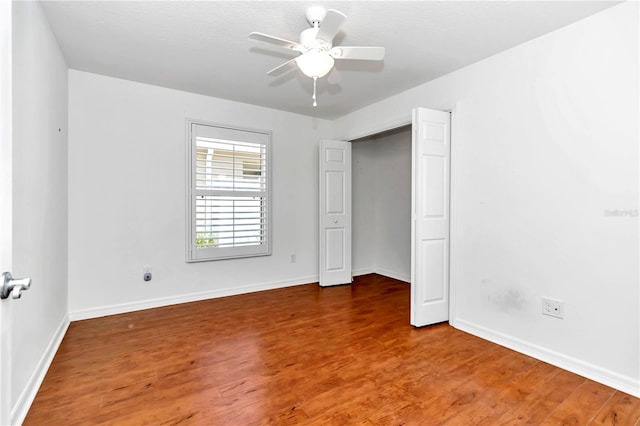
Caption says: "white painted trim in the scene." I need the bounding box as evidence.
[352,267,375,277]
[453,318,640,398]
[448,103,462,325]
[374,267,410,284]
[11,314,70,426]
[342,116,412,142]
[184,118,193,264]
[0,1,13,423]
[69,275,319,321]
[352,267,409,283]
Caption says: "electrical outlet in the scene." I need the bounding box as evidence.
[542,297,564,319]
[290,254,296,263]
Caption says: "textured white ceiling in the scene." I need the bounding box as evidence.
[40,1,618,119]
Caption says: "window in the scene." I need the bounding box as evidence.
[187,121,271,262]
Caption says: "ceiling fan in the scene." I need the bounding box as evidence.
[249,6,385,107]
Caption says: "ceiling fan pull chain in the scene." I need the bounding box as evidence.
[312,76,318,107]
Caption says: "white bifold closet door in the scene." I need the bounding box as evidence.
[411,107,451,327]
[319,140,352,287]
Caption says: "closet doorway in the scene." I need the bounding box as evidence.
[319,108,452,327]
[351,125,412,284]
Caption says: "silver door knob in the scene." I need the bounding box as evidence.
[1,272,31,300]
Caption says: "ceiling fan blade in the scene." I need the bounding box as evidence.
[267,57,298,75]
[249,32,303,52]
[316,9,346,43]
[330,46,385,61]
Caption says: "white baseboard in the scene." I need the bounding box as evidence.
[453,318,640,398]
[374,267,410,284]
[12,314,70,426]
[352,266,410,284]
[352,267,375,277]
[68,275,320,321]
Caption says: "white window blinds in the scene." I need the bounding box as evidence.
[188,122,271,261]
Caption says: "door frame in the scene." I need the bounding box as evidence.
[0,0,13,422]
[341,103,461,326]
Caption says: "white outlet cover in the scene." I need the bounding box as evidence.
[542,297,564,319]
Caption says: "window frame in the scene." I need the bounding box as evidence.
[185,119,272,262]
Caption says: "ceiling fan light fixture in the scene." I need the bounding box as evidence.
[296,50,334,78]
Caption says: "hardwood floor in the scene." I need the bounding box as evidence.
[25,274,640,425]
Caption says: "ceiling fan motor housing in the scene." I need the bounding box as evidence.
[300,27,330,50]
[306,6,327,26]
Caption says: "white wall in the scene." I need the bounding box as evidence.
[352,127,412,282]
[335,2,639,395]
[12,1,69,422]
[68,70,332,317]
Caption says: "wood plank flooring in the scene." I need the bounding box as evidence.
[25,274,640,425]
